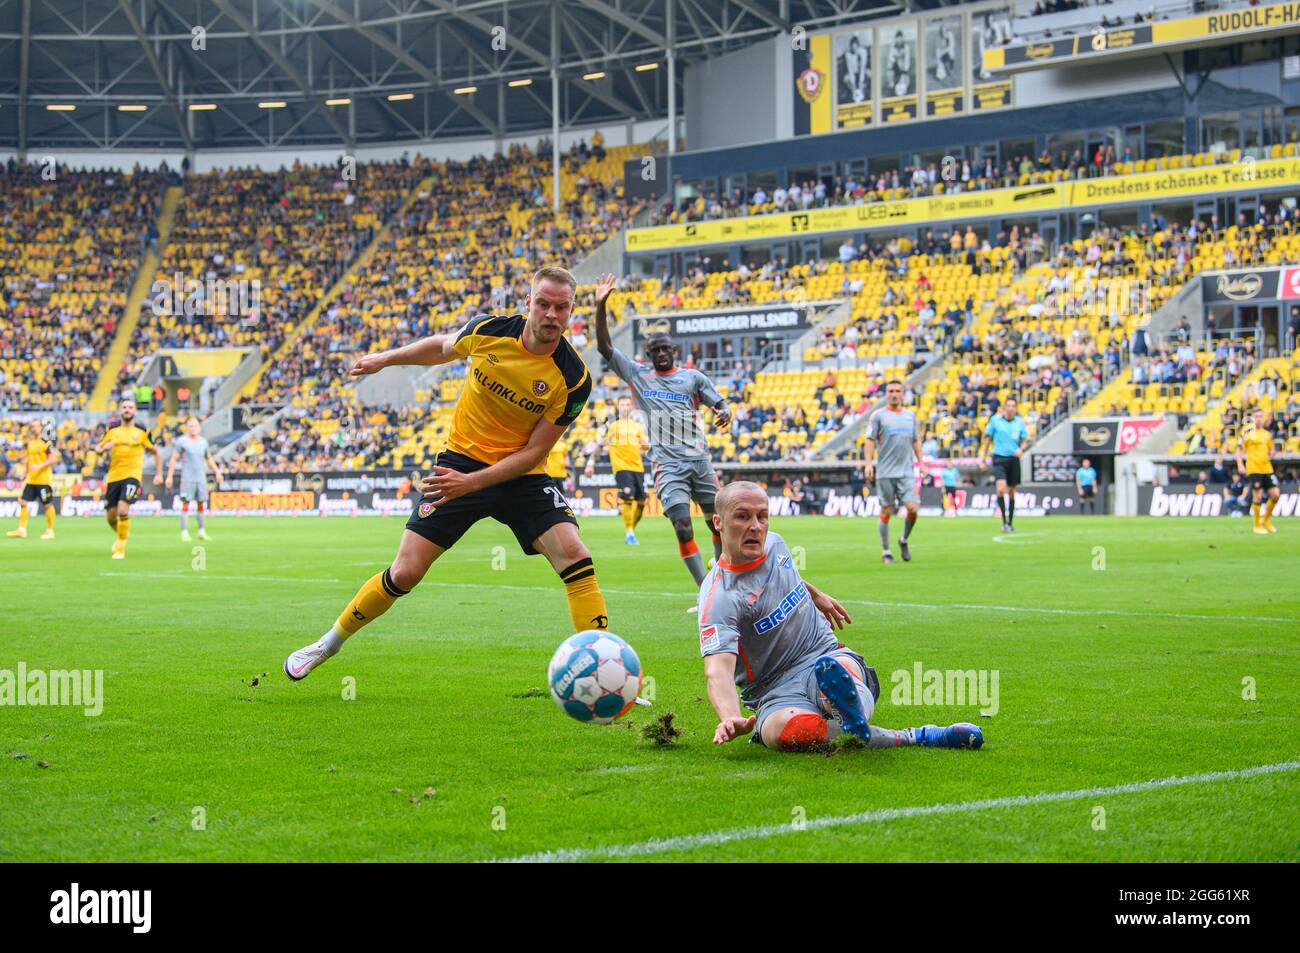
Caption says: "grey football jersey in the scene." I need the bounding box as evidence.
[174,435,210,483]
[866,407,919,479]
[697,531,838,709]
[607,347,722,462]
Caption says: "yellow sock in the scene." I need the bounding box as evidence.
[1265,497,1277,521]
[45,507,55,531]
[1252,503,1261,527]
[18,507,29,531]
[632,500,644,528]
[116,517,131,543]
[559,557,608,631]
[620,499,636,532]
[335,569,408,637]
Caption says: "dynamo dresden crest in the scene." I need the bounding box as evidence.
[532,380,549,396]
[797,67,825,104]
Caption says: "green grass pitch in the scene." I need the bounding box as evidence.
[1,512,1297,862]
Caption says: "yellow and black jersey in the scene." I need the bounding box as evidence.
[24,438,53,486]
[606,417,647,474]
[1238,423,1274,475]
[449,313,592,472]
[104,423,156,483]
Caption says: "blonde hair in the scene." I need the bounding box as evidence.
[532,266,577,292]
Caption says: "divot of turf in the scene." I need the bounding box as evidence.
[642,712,682,746]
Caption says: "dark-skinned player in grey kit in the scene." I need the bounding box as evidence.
[593,274,732,592]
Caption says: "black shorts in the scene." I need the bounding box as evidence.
[991,455,1021,486]
[614,469,647,501]
[405,451,578,556]
[21,484,53,506]
[1247,472,1278,492]
[1079,484,1096,499]
[105,478,142,508]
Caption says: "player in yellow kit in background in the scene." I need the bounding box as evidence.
[545,440,570,495]
[1236,407,1280,535]
[585,395,650,544]
[7,420,60,540]
[95,398,164,559]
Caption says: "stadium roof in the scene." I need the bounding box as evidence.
[0,0,968,153]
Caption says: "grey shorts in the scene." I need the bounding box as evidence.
[653,456,719,513]
[876,475,918,508]
[750,646,880,746]
[179,477,209,503]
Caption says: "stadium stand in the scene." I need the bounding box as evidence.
[1,162,168,412]
[243,143,638,409]
[655,142,1300,226]
[113,158,424,394]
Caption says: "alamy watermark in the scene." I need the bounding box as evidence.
[889,662,999,716]
[150,273,262,322]
[0,663,103,716]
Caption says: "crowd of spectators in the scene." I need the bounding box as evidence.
[1,161,168,410]
[253,142,638,406]
[117,157,424,391]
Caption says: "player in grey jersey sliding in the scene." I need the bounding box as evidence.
[593,273,732,587]
[166,416,224,542]
[863,379,922,564]
[699,481,983,751]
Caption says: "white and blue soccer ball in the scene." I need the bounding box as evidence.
[548,630,643,725]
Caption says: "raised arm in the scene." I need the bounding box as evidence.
[593,273,616,361]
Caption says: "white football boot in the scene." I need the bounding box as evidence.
[284,639,337,681]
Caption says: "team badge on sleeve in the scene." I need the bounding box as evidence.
[699,624,720,652]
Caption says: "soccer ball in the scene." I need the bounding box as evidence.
[548,630,643,724]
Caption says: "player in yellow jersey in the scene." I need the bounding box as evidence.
[285,266,608,682]
[545,440,570,492]
[585,395,650,544]
[7,420,59,540]
[1236,407,1279,535]
[95,398,164,559]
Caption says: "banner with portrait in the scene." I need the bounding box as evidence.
[834,26,874,128]
[970,5,1013,111]
[880,21,919,122]
[924,15,965,117]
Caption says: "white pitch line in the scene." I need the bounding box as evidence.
[78,575,1299,625]
[414,581,1300,625]
[991,534,1034,545]
[840,596,1300,625]
[99,571,340,584]
[495,759,1300,863]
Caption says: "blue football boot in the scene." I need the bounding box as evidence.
[916,722,984,749]
[814,656,871,741]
